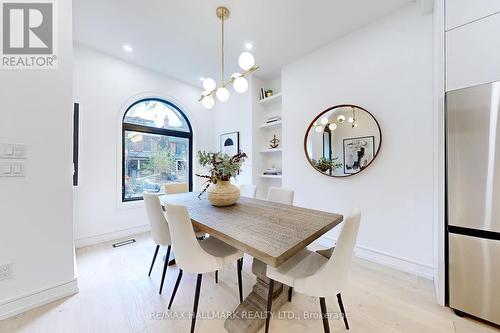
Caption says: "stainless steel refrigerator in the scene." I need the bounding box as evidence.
[447,81,500,325]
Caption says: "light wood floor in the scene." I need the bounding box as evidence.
[1,233,498,333]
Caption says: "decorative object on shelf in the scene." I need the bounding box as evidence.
[265,89,274,98]
[343,136,375,174]
[263,166,282,176]
[304,104,382,177]
[220,131,239,156]
[196,151,247,206]
[199,6,260,109]
[269,135,280,149]
[265,116,281,124]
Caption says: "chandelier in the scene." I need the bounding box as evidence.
[199,6,259,109]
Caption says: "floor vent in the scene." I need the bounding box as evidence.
[112,239,136,248]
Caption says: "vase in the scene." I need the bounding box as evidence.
[207,181,240,206]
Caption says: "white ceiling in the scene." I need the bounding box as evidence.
[74,0,412,87]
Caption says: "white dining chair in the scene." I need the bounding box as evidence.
[239,184,257,198]
[164,202,245,333]
[266,187,294,205]
[264,209,361,333]
[144,193,173,295]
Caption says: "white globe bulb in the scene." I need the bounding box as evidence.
[348,117,354,123]
[233,77,248,93]
[320,117,329,125]
[314,126,323,133]
[238,52,255,71]
[216,87,230,102]
[328,123,337,131]
[202,78,216,91]
[337,115,346,123]
[201,95,215,109]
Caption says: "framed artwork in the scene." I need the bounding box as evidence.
[220,131,240,156]
[343,136,375,175]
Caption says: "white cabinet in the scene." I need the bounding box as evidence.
[446,0,500,30]
[446,12,500,91]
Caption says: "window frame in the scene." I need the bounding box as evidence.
[122,98,193,202]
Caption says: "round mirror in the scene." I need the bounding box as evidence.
[304,104,382,177]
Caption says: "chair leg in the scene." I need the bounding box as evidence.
[190,274,203,333]
[237,258,243,303]
[215,270,218,284]
[148,245,160,276]
[159,245,171,294]
[336,293,349,330]
[288,287,293,302]
[319,297,330,333]
[265,278,274,333]
[168,269,183,310]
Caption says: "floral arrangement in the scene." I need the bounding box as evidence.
[311,157,342,172]
[196,151,247,198]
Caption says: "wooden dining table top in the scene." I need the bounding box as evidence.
[160,192,343,267]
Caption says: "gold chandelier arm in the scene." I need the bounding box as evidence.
[198,65,260,101]
[221,13,225,85]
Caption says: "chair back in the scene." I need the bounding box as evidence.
[240,184,257,198]
[295,209,361,296]
[164,183,189,194]
[164,202,221,273]
[144,193,171,246]
[266,187,294,205]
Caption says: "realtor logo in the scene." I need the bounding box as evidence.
[1,0,57,69]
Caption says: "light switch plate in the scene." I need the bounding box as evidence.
[0,143,26,159]
[0,162,25,177]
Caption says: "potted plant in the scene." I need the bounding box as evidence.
[196,151,247,206]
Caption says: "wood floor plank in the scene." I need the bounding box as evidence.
[0,233,497,333]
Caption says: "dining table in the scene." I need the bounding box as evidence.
[160,192,343,333]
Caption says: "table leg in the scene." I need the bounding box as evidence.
[224,258,288,333]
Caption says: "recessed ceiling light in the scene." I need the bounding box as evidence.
[123,44,133,52]
[245,42,253,50]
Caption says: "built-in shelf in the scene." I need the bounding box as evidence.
[259,174,282,179]
[260,148,282,153]
[259,120,282,129]
[258,92,282,106]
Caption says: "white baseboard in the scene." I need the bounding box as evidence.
[0,278,78,320]
[314,236,435,280]
[75,224,150,248]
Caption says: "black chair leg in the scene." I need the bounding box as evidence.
[168,269,183,309]
[265,279,274,333]
[337,293,349,330]
[159,245,171,294]
[288,287,293,302]
[148,245,160,276]
[215,270,218,283]
[237,258,243,303]
[319,297,331,333]
[190,274,203,333]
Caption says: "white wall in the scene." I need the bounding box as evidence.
[213,78,253,186]
[282,4,435,277]
[73,45,215,246]
[0,0,76,319]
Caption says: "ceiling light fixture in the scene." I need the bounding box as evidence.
[199,6,259,108]
[123,44,133,52]
[245,42,253,50]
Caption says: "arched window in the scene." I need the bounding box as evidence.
[122,98,192,202]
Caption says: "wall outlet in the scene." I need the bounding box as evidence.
[0,263,13,281]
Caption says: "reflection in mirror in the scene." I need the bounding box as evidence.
[304,105,381,177]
